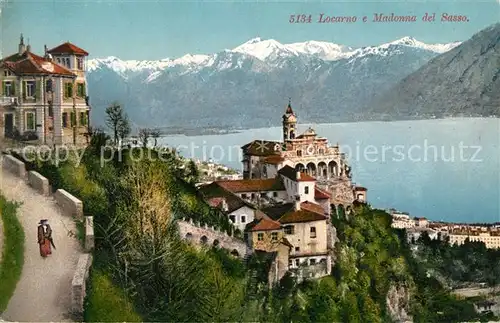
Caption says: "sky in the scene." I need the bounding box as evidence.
[1,0,499,60]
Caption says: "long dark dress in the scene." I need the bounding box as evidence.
[37,224,52,257]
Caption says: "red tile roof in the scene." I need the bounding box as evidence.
[300,201,327,215]
[278,165,315,182]
[249,218,281,231]
[47,42,89,56]
[314,187,330,200]
[279,208,327,224]
[207,197,224,208]
[0,51,75,76]
[216,178,284,193]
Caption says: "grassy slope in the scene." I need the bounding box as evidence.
[0,196,25,313]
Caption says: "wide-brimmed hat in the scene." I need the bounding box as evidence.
[38,219,48,225]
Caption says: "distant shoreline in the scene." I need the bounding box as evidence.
[158,115,498,137]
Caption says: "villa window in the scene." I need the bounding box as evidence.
[25,80,35,98]
[297,150,302,157]
[273,192,278,198]
[3,69,12,77]
[241,216,246,223]
[271,232,278,241]
[257,233,264,241]
[62,112,68,128]
[48,105,53,118]
[241,194,247,199]
[77,57,84,70]
[70,112,76,127]
[319,149,324,154]
[310,259,316,265]
[288,259,292,268]
[285,225,295,235]
[251,193,255,199]
[260,192,266,198]
[64,82,73,98]
[25,112,35,131]
[79,112,87,126]
[77,83,86,98]
[45,79,53,92]
[295,247,300,252]
[304,186,309,194]
[60,57,71,68]
[3,81,12,96]
[310,227,317,238]
[295,259,300,266]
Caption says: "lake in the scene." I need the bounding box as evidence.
[159,118,500,224]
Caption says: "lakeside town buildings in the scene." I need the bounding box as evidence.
[0,35,91,146]
[198,102,367,281]
[389,209,500,249]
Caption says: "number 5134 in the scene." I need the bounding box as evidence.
[289,14,312,23]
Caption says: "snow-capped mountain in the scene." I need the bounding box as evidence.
[86,36,463,130]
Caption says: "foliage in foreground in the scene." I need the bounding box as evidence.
[84,268,142,322]
[0,196,24,313]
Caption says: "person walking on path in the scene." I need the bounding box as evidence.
[37,219,53,257]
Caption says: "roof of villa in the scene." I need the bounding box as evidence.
[355,186,368,191]
[47,42,89,56]
[1,51,75,76]
[296,127,316,138]
[262,201,327,221]
[278,165,315,182]
[300,201,327,215]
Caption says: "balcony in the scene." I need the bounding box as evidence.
[0,96,19,106]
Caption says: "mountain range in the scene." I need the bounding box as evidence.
[85,26,497,132]
[370,23,500,119]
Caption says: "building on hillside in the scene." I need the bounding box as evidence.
[414,217,429,228]
[241,100,367,212]
[448,231,500,249]
[199,165,335,282]
[390,211,416,229]
[0,34,90,146]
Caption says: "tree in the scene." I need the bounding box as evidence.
[151,129,161,147]
[138,128,152,148]
[105,102,130,146]
[185,160,200,184]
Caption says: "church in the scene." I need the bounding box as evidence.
[197,101,368,282]
[241,100,367,210]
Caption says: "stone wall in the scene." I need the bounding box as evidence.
[54,189,83,218]
[28,171,50,196]
[177,218,249,258]
[71,253,93,314]
[2,154,26,178]
[84,216,94,252]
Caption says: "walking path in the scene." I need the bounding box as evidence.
[0,161,81,322]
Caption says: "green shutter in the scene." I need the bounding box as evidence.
[69,83,73,98]
[70,112,76,127]
[83,83,86,97]
[35,80,41,99]
[11,81,16,96]
[0,81,3,96]
[22,81,26,99]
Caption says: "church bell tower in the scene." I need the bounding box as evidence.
[282,99,297,142]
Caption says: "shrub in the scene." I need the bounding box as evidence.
[84,269,141,322]
[0,196,24,312]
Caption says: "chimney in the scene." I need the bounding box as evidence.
[26,44,31,52]
[296,171,301,180]
[294,195,301,211]
[18,33,26,55]
[221,198,228,212]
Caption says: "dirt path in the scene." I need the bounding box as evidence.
[0,163,81,322]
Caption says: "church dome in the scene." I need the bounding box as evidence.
[302,127,316,136]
